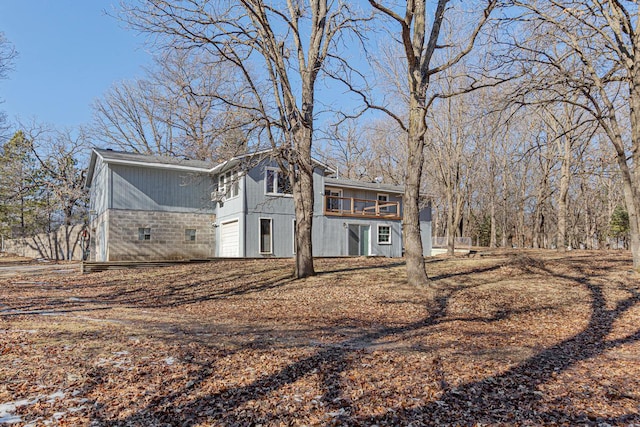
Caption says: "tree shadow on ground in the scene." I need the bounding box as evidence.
[84,256,640,426]
[8,253,639,426]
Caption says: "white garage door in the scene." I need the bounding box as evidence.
[220,220,240,257]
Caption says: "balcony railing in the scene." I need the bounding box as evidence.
[324,195,401,220]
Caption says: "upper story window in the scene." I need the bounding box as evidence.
[377,193,389,212]
[325,188,342,211]
[219,171,239,199]
[265,168,292,195]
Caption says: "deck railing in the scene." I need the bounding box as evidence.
[324,195,401,220]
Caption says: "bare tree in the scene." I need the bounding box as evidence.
[366,0,496,286]
[323,116,406,184]
[90,50,254,161]
[504,0,640,272]
[121,0,363,278]
[91,78,174,155]
[426,87,474,255]
[149,50,256,161]
[0,32,17,138]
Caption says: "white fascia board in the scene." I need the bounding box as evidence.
[102,157,211,173]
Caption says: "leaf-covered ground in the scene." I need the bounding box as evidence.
[1,250,639,426]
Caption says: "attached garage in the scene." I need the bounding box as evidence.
[220,220,240,257]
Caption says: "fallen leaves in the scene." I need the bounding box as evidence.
[0,250,639,425]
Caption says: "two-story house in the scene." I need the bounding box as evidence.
[85,148,432,261]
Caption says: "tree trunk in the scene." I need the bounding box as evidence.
[292,91,316,279]
[489,179,497,248]
[627,67,640,272]
[404,100,428,286]
[557,134,570,252]
[446,187,455,256]
[293,166,315,278]
[501,154,509,248]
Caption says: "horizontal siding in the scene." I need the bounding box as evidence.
[111,164,215,213]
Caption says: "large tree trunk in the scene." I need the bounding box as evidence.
[627,67,640,272]
[615,149,640,271]
[293,165,315,278]
[404,100,428,286]
[292,87,316,279]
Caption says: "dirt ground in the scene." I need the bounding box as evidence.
[1,250,639,426]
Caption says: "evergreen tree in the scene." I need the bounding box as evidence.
[0,131,42,237]
[610,205,630,249]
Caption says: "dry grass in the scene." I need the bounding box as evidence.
[1,250,639,426]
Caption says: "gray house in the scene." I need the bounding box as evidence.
[85,148,432,261]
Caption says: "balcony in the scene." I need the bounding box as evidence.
[324,196,401,220]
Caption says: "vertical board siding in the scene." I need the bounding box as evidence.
[111,165,215,213]
[89,157,109,215]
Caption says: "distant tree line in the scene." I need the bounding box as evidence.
[0,127,87,259]
[0,2,638,278]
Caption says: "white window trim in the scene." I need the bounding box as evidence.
[219,171,240,200]
[259,217,273,254]
[264,167,293,197]
[377,224,392,245]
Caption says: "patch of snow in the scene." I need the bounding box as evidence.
[67,297,85,302]
[165,356,175,365]
[0,414,22,424]
[46,391,65,403]
[113,351,129,356]
[0,398,35,425]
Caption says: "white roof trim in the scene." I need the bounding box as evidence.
[97,154,211,173]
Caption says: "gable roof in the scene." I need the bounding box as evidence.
[85,147,336,188]
[85,148,213,188]
[210,148,335,176]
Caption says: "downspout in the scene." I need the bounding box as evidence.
[242,172,247,257]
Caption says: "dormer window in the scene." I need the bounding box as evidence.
[265,168,292,195]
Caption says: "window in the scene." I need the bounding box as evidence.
[219,171,239,199]
[378,225,391,244]
[377,193,389,212]
[185,228,196,242]
[325,188,342,211]
[259,218,272,254]
[138,227,151,241]
[265,168,292,195]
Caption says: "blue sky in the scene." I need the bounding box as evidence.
[0,1,152,130]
